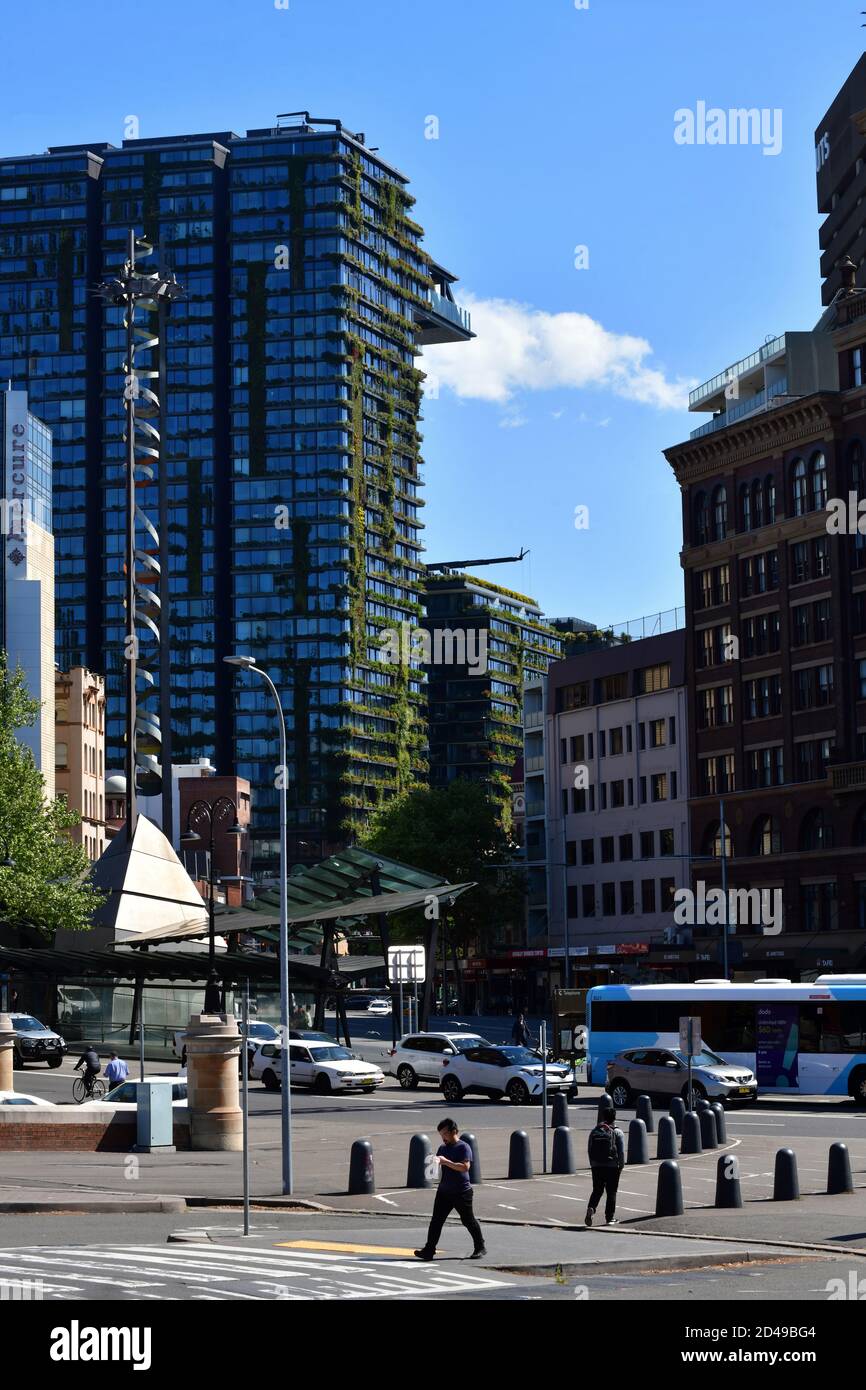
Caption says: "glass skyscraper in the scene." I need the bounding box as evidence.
[0,117,471,873]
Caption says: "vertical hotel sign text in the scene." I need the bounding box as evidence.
[4,393,28,583]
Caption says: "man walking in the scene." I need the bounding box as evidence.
[104,1051,129,1087]
[585,1101,625,1226]
[414,1118,487,1261]
[511,1012,531,1047]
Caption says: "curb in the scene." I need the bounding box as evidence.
[184,1195,332,1213]
[0,1198,187,1214]
[495,1249,827,1278]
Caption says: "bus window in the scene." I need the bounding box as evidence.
[818,1003,866,1052]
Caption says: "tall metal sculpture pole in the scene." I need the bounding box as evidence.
[97,233,184,844]
[124,230,138,843]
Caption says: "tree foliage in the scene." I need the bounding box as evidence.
[360,779,525,952]
[0,653,103,937]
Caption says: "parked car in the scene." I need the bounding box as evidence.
[0,1091,56,1107]
[9,1015,66,1069]
[605,1047,757,1107]
[366,999,391,1016]
[251,1041,384,1095]
[388,1032,492,1089]
[440,1045,576,1105]
[81,1077,188,1109]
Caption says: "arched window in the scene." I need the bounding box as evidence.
[799,807,833,852]
[811,452,828,511]
[792,458,807,516]
[740,483,751,532]
[853,804,866,847]
[694,491,710,544]
[752,478,764,529]
[702,820,733,859]
[766,474,776,523]
[712,485,727,540]
[750,814,781,856]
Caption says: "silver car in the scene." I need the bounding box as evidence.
[606,1046,757,1107]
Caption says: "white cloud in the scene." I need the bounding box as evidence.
[422,295,692,410]
[499,412,527,429]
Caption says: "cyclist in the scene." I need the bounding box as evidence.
[74,1044,101,1097]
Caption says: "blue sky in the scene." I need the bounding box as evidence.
[1,0,861,625]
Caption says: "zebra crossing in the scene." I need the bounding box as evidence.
[0,1239,515,1301]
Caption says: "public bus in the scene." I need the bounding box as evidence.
[586,976,866,1103]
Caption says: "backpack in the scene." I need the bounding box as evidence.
[588,1122,618,1166]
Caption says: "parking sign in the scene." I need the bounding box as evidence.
[679,1015,701,1057]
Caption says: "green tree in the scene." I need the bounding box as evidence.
[360,779,525,956]
[0,653,103,937]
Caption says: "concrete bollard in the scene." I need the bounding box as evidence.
[552,1125,576,1175]
[681,1111,703,1155]
[551,1092,569,1129]
[695,1097,710,1112]
[657,1115,678,1160]
[699,1106,718,1149]
[348,1139,375,1195]
[407,1133,432,1189]
[508,1129,534,1179]
[669,1096,685,1135]
[597,1092,615,1118]
[656,1159,684,1217]
[827,1142,853,1195]
[773,1148,800,1201]
[711,1102,727,1145]
[715,1153,743,1208]
[636,1094,654,1133]
[0,1014,15,1093]
[460,1132,482,1185]
[627,1117,649,1165]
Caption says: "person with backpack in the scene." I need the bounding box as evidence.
[585,1102,625,1226]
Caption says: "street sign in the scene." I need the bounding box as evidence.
[388,945,426,984]
[679,1015,701,1057]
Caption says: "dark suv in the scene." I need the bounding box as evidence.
[10,1014,67,1068]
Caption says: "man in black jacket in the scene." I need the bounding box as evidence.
[585,1101,625,1226]
[74,1045,101,1097]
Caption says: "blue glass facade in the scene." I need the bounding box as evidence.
[0,123,471,873]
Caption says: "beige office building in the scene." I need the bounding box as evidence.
[55,667,107,862]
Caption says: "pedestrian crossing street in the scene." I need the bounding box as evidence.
[0,1240,514,1301]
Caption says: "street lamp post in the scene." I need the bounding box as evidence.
[224,655,293,1195]
[180,796,245,1014]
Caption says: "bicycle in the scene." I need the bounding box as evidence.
[72,1073,106,1103]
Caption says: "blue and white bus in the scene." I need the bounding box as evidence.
[587,976,866,1103]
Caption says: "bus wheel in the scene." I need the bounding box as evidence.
[849,1068,866,1107]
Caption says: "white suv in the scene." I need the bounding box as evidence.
[440,1045,576,1105]
[252,1041,384,1095]
[389,1032,491,1089]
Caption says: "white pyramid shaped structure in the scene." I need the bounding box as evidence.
[76,814,208,946]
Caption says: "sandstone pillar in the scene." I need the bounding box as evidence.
[185,1013,242,1151]
[0,1014,15,1092]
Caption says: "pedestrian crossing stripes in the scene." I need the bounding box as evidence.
[0,1241,513,1302]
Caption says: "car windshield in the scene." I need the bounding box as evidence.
[12,1017,44,1033]
[499,1047,542,1065]
[311,1047,354,1062]
[452,1036,486,1053]
[673,1047,726,1067]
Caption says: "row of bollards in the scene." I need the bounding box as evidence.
[654,1142,854,1215]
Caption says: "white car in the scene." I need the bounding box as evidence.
[366,999,391,1016]
[252,1041,385,1095]
[81,1077,188,1109]
[0,1091,56,1107]
[388,1032,491,1089]
[440,1045,576,1105]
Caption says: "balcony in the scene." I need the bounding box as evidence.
[414,289,473,345]
[830,761,866,793]
[524,755,545,773]
[689,376,789,440]
[689,335,786,410]
[524,710,544,730]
